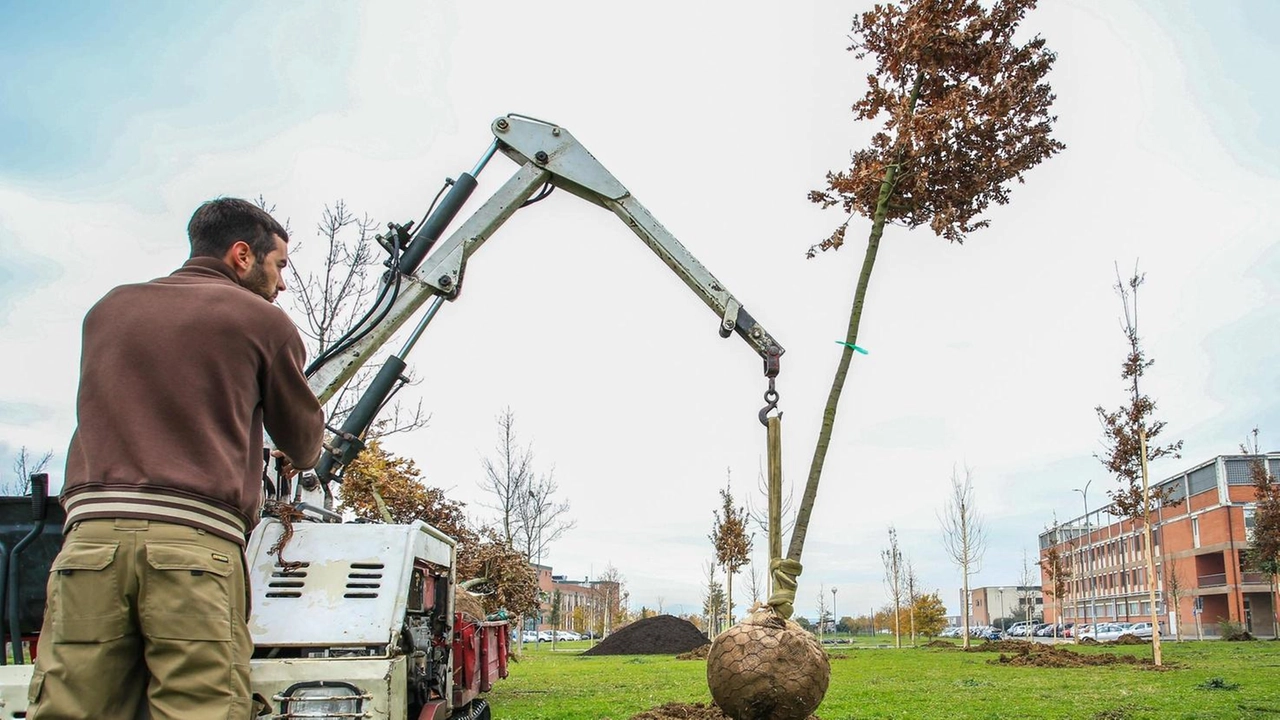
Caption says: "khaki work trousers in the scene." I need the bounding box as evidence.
[27,518,253,720]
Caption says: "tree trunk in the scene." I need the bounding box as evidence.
[1139,427,1163,666]
[727,569,734,629]
[961,567,971,650]
[787,71,926,565]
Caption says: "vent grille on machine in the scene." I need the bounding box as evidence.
[345,561,384,599]
[265,562,310,598]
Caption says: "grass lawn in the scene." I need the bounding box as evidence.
[490,640,1280,719]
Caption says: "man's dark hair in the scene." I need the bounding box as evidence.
[187,198,289,260]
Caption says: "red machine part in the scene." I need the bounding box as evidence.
[451,617,509,707]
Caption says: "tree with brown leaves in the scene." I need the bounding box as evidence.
[1094,264,1182,664]
[791,0,1063,583]
[339,440,537,617]
[1242,429,1280,637]
[710,477,752,629]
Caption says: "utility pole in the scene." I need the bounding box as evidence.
[831,587,838,636]
[1073,480,1098,626]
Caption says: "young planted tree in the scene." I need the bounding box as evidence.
[710,476,753,627]
[882,526,906,649]
[1242,429,1280,637]
[1040,538,1071,634]
[702,559,727,636]
[1162,556,1187,642]
[785,0,1064,603]
[1018,548,1040,626]
[815,584,831,640]
[940,465,986,648]
[905,557,919,646]
[1095,265,1182,665]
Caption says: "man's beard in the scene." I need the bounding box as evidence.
[242,262,276,303]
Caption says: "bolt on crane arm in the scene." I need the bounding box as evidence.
[305,115,784,482]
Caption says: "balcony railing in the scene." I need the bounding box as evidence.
[1198,573,1227,588]
[1242,571,1267,585]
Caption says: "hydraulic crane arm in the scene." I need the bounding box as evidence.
[306,114,784,484]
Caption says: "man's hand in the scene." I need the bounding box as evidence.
[271,449,299,479]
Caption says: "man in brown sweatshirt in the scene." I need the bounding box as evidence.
[28,198,325,720]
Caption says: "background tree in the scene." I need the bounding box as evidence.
[701,559,727,636]
[744,556,763,607]
[598,564,627,636]
[516,471,575,567]
[940,465,986,648]
[709,475,752,627]
[913,592,948,639]
[904,556,920,646]
[785,0,1064,603]
[1040,535,1071,635]
[882,525,905,649]
[815,584,831,639]
[256,196,426,437]
[1162,556,1188,642]
[479,408,532,547]
[1018,548,1040,626]
[1242,429,1280,637]
[549,589,563,646]
[5,446,52,496]
[1095,264,1182,665]
[476,408,575,567]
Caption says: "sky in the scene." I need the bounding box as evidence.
[1,0,1278,623]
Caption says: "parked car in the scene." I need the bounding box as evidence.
[554,630,581,641]
[537,630,555,642]
[1007,621,1040,637]
[1078,623,1127,641]
[1128,622,1163,639]
[521,630,539,643]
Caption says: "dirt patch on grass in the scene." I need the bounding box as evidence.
[583,615,710,656]
[987,643,1167,669]
[677,644,711,660]
[964,640,1038,653]
[924,640,956,649]
[628,703,818,719]
[1112,634,1147,646]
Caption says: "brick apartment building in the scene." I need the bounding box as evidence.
[968,586,1044,628]
[1039,453,1280,638]
[527,563,620,635]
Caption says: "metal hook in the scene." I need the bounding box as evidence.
[758,377,780,426]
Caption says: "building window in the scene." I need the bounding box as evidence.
[1245,505,1256,543]
[1192,517,1200,548]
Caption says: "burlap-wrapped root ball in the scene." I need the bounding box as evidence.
[706,608,830,720]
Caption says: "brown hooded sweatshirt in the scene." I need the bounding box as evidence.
[61,257,324,545]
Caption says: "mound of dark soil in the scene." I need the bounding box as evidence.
[628,703,818,720]
[677,644,711,660]
[583,615,710,656]
[1112,634,1148,646]
[988,643,1163,669]
[924,640,956,649]
[964,640,1037,653]
[1078,637,1099,645]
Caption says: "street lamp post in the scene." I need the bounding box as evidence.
[1073,481,1098,625]
[831,587,838,636]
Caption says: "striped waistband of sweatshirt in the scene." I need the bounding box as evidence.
[63,488,248,546]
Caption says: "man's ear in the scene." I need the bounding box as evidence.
[224,240,254,273]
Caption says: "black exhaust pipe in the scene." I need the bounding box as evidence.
[8,473,49,664]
